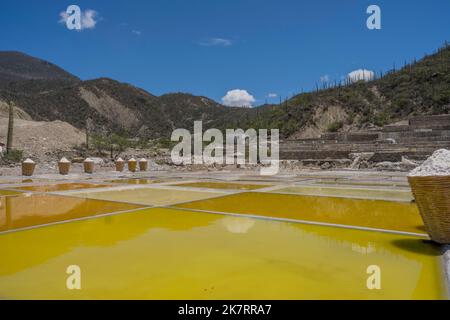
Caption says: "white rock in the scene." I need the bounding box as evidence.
[89,157,104,165]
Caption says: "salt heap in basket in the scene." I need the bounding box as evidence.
[409,149,450,177]
[408,149,450,244]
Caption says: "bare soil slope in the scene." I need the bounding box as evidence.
[0,117,85,159]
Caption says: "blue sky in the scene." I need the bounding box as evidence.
[1,0,450,106]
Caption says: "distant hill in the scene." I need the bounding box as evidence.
[0,51,79,82]
[0,75,254,139]
[0,45,449,140]
[246,44,450,138]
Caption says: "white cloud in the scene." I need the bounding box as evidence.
[320,75,330,83]
[59,9,99,30]
[81,10,98,29]
[132,30,142,36]
[347,69,375,83]
[222,89,256,107]
[267,93,278,98]
[200,38,233,47]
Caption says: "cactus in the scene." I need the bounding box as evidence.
[6,101,14,155]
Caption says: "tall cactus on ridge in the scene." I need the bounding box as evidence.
[6,101,14,155]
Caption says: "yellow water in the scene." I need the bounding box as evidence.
[0,179,37,185]
[73,188,223,206]
[0,194,143,232]
[173,182,271,190]
[277,186,413,202]
[0,190,23,197]
[177,192,425,235]
[0,207,445,300]
[107,179,169,185]
[17,183,113,193]
[315,180,410,188]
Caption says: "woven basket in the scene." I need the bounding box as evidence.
[22,162,36,177]
[115,160,125,172]
[408,176,450,244]
[128,160,137,173]
[139,160,148,172]
[84,160,94,174]
[58,162,71,175]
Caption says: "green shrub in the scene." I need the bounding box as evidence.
[327,121,344,133]
[1,149,24,163]
[374,112,391,127]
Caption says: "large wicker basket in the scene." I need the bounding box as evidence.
[408,176,450,244]
[139,159,148,172]
[83,159,95,174]
[128,159,137,173]
[22,162,36,177]
[58,162,71,175]
[115,159,125,172]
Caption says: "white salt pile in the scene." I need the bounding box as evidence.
[23,158,35,164]
[409,149,450,177]
[59,157,70,163]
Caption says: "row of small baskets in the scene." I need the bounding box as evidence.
[22,158,149,176]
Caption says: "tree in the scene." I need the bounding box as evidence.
[108,134,130,159]
[85,118,94,150]
[91,133,131,159]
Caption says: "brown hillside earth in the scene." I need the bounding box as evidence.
[0,117,85,160]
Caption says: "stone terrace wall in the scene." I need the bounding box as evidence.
[280,114,450,163]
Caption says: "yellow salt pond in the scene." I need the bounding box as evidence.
[314,179,410,188]
[0,208,445,300]
[107,179,170,185]
[172,182,271,190]
[177,192,425,235]
[73,188,223,206]
[0,190,23,197]
[17,183,113,193]
[0,194,143,232]
[0,179,38,185]
[276,186,414,202]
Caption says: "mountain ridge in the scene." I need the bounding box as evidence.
[0,45,449,140]
[0,51,79,83]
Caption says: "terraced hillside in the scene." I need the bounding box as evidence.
[280,115,450,165]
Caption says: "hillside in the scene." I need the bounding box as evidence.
[0,45,449,141]
[0,51,79,82]
[0,77,255,139]
[249,44,450,138]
